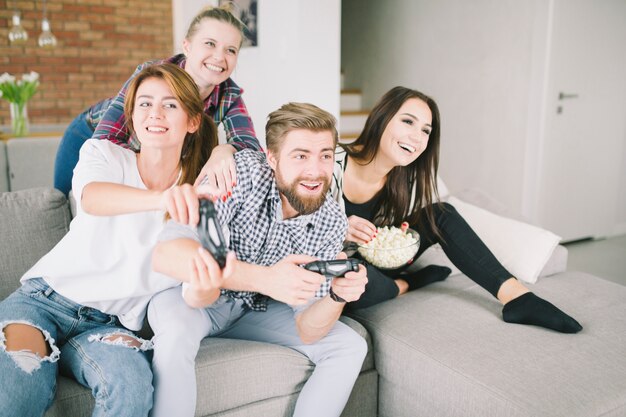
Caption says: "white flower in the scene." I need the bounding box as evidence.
[0,71,39,105]
[22,71,40,83]
[0,73,16,84]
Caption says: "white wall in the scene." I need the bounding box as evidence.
[172,0,341,147]
[343,0,626,238]
[619,110,626,235]
[342,0,546,218]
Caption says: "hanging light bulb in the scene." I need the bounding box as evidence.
[9,12,29,45]
[38,0,57,49]
[38,18,57,49]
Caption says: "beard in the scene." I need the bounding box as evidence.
[275,170,331,216]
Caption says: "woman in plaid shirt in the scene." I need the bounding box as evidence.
[54,4,261,198]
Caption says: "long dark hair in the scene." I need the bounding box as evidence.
[342,86,443,237]
[124,63,217,187]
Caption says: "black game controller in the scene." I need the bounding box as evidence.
[303,259,361,277]
[303,259,362,303]
[197,199,227,269]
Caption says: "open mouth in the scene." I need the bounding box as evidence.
[300,182,322,192]
[205,63,224,73]
[398,141,416,154]
[146,126,168,133]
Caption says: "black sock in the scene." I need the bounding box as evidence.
[401,265,452,291]
[502,292,582,333]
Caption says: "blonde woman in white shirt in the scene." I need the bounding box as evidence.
[0,63,218,417]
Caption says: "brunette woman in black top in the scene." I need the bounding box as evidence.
[331,86,581,333]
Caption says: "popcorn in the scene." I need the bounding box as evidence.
[358,226,419,269]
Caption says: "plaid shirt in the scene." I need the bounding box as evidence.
[86,54,260,152]
[159,149,348,311]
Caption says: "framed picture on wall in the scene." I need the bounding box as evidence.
[220,0,258,47]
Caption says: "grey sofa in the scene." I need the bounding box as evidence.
[1,140,626,417]
[0,187,378,417]
[0,136,61,193]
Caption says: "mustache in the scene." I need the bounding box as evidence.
[295,175,330,184]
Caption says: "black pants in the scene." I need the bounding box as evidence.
[346,203,513,311]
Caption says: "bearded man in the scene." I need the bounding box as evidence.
[148,102,369,417]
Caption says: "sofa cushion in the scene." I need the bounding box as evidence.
[43,316,377,417]
[414,195,561,284]
[194,316,376,416]
[447,196,560,283]
[349,272,626,417]
[0,188,71,300]
[6,137,61,191]
[416,188,567,283]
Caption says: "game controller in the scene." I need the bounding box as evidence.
[303,259,361,277]
[197,198,227,269]
[303,259,362,303]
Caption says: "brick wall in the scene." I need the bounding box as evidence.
[0,0,173,127]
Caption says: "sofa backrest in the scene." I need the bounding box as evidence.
[0,142,8,192]
[6,136,61,191]
[0,188,71,300]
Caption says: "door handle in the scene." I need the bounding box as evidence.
[559,92,579,100]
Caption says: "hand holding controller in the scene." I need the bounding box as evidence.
[303,259,362,302]
[303,259,361,277]
[197,199,227,269]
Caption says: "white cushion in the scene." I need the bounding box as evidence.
[413,196,561,284]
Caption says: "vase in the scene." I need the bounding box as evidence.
[9,102,29,137]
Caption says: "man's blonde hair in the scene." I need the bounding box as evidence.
[265,103,338,154]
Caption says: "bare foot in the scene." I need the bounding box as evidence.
[497,277,530,304]
[396,279,409,295]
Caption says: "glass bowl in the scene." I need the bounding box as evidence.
[357,228,421,271]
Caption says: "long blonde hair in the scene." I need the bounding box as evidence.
[186,3,246,47]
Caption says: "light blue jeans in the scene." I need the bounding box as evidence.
[0,278,154,417]
[148,288,367,417]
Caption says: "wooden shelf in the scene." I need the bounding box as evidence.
[1,129,65,142]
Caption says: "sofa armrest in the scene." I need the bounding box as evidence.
[0,142,8,192]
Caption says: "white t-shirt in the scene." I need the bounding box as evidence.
[22,139,179,330]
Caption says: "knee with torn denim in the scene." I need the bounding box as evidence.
[0,320,61,374]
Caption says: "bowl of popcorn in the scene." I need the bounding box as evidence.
[357,223,420,270]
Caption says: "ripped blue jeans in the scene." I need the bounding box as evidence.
[0,278,154,417]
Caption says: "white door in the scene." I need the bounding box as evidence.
[536,0,626,242]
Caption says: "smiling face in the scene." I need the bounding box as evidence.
[378,98,433,167]
[267,129,335,218]
[183,18,242,95]
[132,77,199,153]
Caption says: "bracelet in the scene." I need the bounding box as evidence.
[329,287,346,303]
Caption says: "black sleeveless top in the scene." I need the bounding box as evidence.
[343,194,379,223]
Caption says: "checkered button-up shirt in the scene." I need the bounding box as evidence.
[159,149,348,311]
[87,54,260,152]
